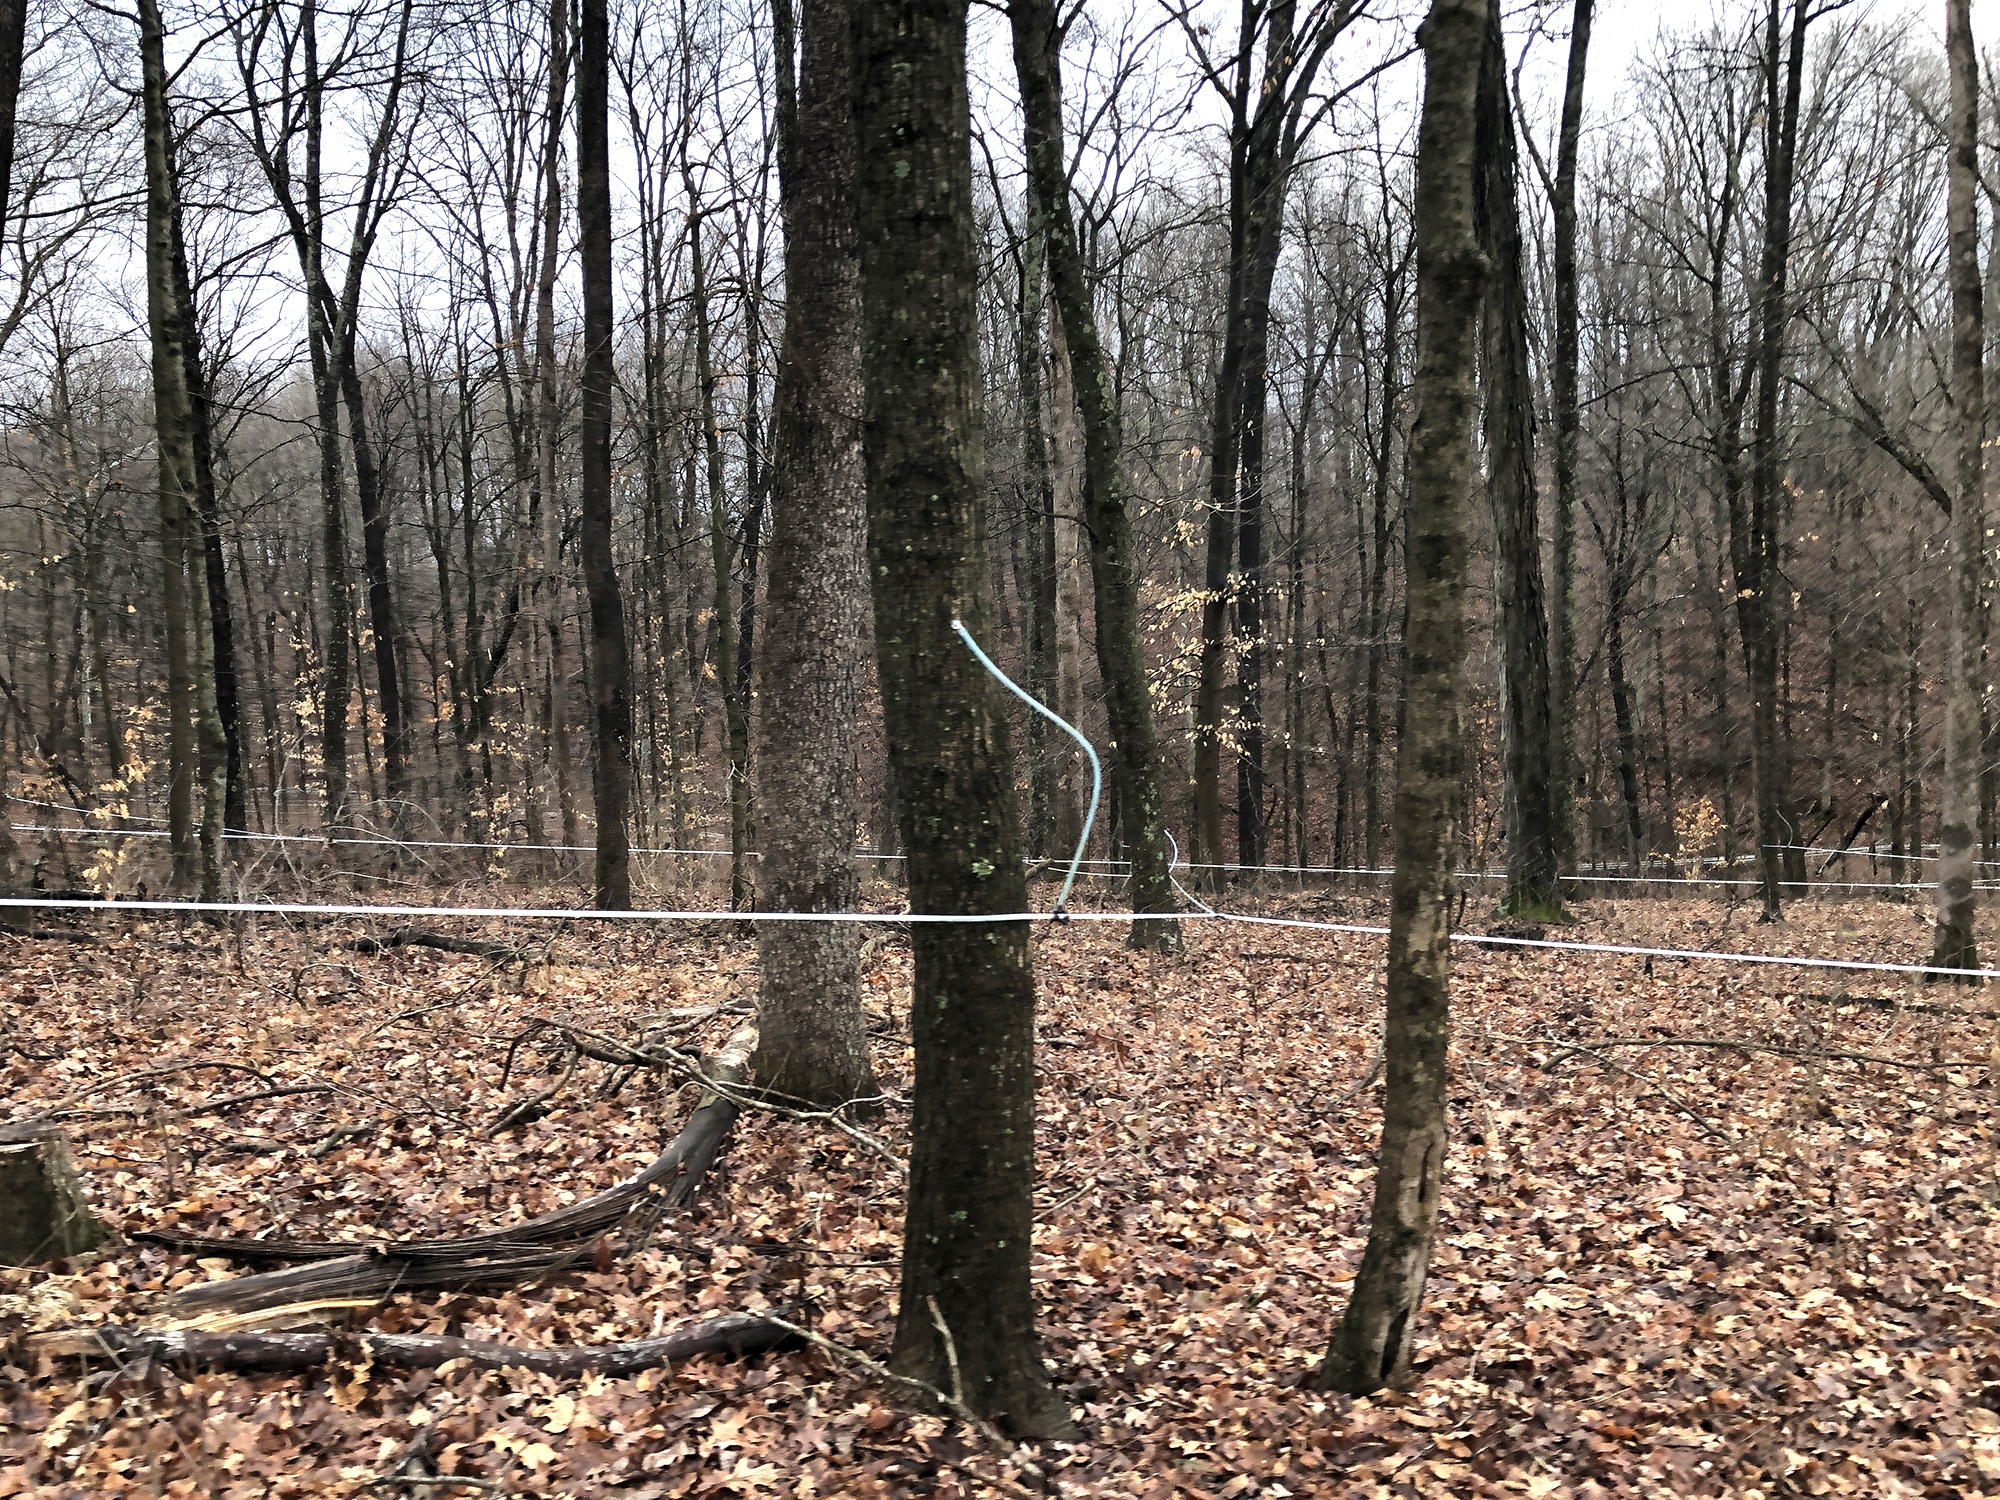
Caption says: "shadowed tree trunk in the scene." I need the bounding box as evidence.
[1934,0,1982,978]
[1475,0,1557,917]
[1011,0,1180,948]
[1313,0,1483,1396]
[753,0,875,1105]
[578,0,630,908]
[1730,0,1808,922]
[138,0,200,891]
[0,0,23,246]
[1542,0,1589,873]
[852,0,1071,1438]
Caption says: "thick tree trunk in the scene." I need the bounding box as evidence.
[1314,0,1483,1396]
[1548,0,1590,875]
[137,0,200,890]
[753,0,875,1107]
[162,153,230,893]
[577,0,631,909]
[0,0,23,248]
[1475,0,1558,916]
[852,0,1070,1438]
[1012,0,1181,946]
[1935,0,1983,978]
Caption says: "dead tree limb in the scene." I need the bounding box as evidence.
[137,1023,764,1315]
[342,927,524,961]
[27,1306,803,1375]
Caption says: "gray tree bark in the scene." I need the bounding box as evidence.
[1314,0,1483,1396]
[752,0,876,1106]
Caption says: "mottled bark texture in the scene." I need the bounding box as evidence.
[1934,0,1982,978]
[1474,0,1558,918]
[852,0,1070,1438]
[753,0,875,1105]
[578,0,632,909]
[139,0,201,892]
[1010,0,1181,949]
[1548,0,1590,874]
[1314,0,1483,1396]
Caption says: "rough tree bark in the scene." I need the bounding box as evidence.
[1547,0,1590,874]
[138,0,201,891]
[1934,0,1982,978]
[1011,0,1181,948]
[1313,0,1483,1396]
[577,0,631,909]
[852,0,1071,1437]
[753,0,876,1105]
[1475,0,1558,917]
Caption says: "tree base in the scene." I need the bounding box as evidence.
[1494,895,1570,925]
[0,1123,110,1266]
[1926,925,1982,985]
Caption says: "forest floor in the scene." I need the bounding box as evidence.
[1,883,1998,1498]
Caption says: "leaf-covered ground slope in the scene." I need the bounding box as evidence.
[2,892,1997,1497]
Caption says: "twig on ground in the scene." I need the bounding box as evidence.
[486,1043,580,1136]
[46,1060,283,1114]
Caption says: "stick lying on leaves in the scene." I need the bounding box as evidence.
[135,1023,759,1316]
[25,1306,801,1376]
[341,927,524,961]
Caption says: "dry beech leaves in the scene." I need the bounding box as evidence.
[0,893,1997,1497]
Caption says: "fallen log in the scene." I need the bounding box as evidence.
[27,1306,802,1376]
[139,1022,761,1315]
[342,927,523,961]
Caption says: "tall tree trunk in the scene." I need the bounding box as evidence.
[1732,0,1808,923]
[1475,0,1558,916]
[852,0,1070,1437]
[1016,216,1060,857]
[137,0,199,889]
[1548,0,1590,873]
[337,356,406,821]
[753,0,875,1105]
[1606,597,1644,876]
[0,0,24,246]
[1012,0,1181,945]
[533,0,578,858]
[577,0,630,908]
[164,166,239,858]
[685,192,750,908]
[1935,0,1983,977]
[1314,0,1483,1396]
[1046,299,1085,858]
